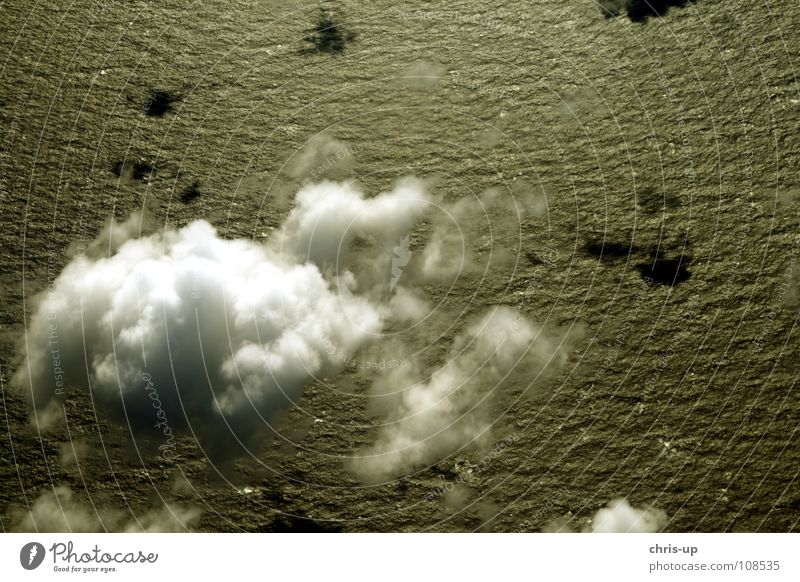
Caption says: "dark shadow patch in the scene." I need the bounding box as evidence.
[635,254,691,286]
[111,160,156,182]
[301,8,356,54]
[179,182,202,203]
[599,0,691,22]
[131,162,155,182]
[143,89,178,117]
[626,0,689,22]
[584,240,639,262]
[258,515,342,533]
[638,187,681,214]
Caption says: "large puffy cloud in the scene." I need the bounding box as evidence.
[15,179,429,459]
[353,306,564,482]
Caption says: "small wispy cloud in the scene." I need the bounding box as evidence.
[353,306,565,482]
[9,486,200,533]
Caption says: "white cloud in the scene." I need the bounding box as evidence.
[15,179,429,459]
[11,487,109,533]
[542,498,667,533]
[124,504,201,533]
[276,178,429,268]
[286,133,354,182]
[590,498,667,533]
[10,486,199,533]
[353,306,562,482]
[400,61,447,90]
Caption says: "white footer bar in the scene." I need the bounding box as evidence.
[2,533,797,581]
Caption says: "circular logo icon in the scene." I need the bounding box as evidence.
[20,542,46,570]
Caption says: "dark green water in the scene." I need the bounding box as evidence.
[1,0,798,532]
